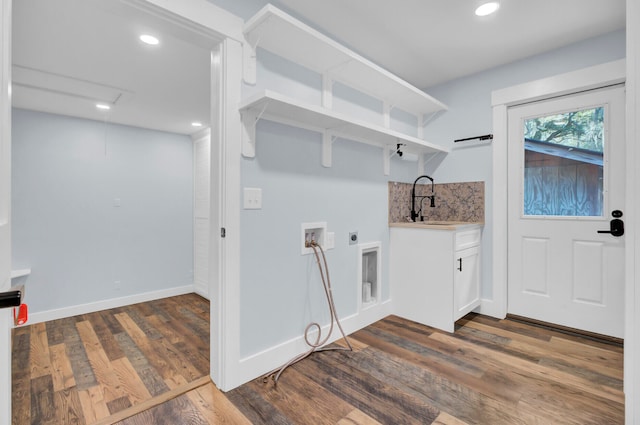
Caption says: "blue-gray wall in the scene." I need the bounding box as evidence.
[422,29,626,299]
[12,109,194,313]
[239,48,418,357]
[237,21,625,356]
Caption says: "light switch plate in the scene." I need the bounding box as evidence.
[243,187,262,209]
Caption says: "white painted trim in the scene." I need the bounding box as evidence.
[625,1,639,423]
[215,38,243,391]
[208,43,224,388]
[236,300,393,385]
[490,103,508,319]
[24,285,195,326]
[194,283,209,300]
[128,1,243,392]
[357,241,382,312]
[478,297,504,319]
[126,0,243,43]
[491,60,627,323]
[1,0,11,424]
[191,126,211,142]
[10,268,29,279]
[491,59,626,107]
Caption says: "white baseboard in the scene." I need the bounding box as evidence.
[194,283,210,300]
[478,298,507,319]
[233,299,393,387]
[24,284,196,326]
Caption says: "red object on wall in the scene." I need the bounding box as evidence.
[13,304,28,326]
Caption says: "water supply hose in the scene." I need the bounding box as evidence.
[263,241,353,385]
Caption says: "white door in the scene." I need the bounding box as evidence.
[507,86,625,338]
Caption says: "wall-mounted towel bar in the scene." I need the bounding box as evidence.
[454,134,493,143]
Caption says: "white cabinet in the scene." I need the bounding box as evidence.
[454,245,481,320]
[390,224,482,333]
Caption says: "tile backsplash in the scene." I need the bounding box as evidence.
[388,181,485,223]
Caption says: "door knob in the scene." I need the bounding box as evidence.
[597,218,624,237]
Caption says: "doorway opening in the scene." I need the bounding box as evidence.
[9,0,228,420]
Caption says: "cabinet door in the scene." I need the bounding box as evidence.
[454,246,481,321]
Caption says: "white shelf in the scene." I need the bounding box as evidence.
[10,269,30,279]
[243,5,447,116]
[239,90,449,167]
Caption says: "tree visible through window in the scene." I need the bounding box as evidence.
[523,106,604,217]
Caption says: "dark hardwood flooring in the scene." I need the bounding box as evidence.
[12,293,211,425]
[13,295,624,424]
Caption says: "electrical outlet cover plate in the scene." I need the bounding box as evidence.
[349,231,358,245]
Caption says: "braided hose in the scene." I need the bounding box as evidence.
[263,241,353,385]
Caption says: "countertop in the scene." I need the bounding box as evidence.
[389,221,484,230]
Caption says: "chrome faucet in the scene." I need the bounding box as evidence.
[411,175,435,222]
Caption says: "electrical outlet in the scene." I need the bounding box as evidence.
[349,231,358,245]
[114,280,121,290]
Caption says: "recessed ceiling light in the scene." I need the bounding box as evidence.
[191,122,203,127]
[139,34,159,45]
[475,2,500,16]
[96,103,111,110]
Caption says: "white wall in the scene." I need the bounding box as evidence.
[422,29,626,300]
[239,49,418,358]
[12,109,194,314]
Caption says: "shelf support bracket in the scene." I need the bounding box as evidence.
[322,73,334,109]
[322,133,337,168]
[242,41,257,85]
[383,145,391,176]
[418,153,425,175]
[241,102,269,158]
[383,102,395,129]
[421,110,444,128]
[241,109,257,157]
[242,34,262,85]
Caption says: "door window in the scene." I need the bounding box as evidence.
[522,106,605,217]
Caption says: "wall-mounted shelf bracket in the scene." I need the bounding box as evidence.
[383,145,391,176]
[241,109,257,157]
[419,151,447,175]
[241,102,269,158]
[383,102,396,128]
[322,73,334,109]
[383,142,406,175]
[322,133,338,167]
[242,37,260,85]
[421,110,444,129]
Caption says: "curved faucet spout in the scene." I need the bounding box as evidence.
[411,175,435,222]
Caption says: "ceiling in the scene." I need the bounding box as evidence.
[12,0,215,136]
[11,0,626,136]
[278,0,626,89]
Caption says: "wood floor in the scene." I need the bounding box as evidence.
[11,293,211,425]
[13,296,624,424]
